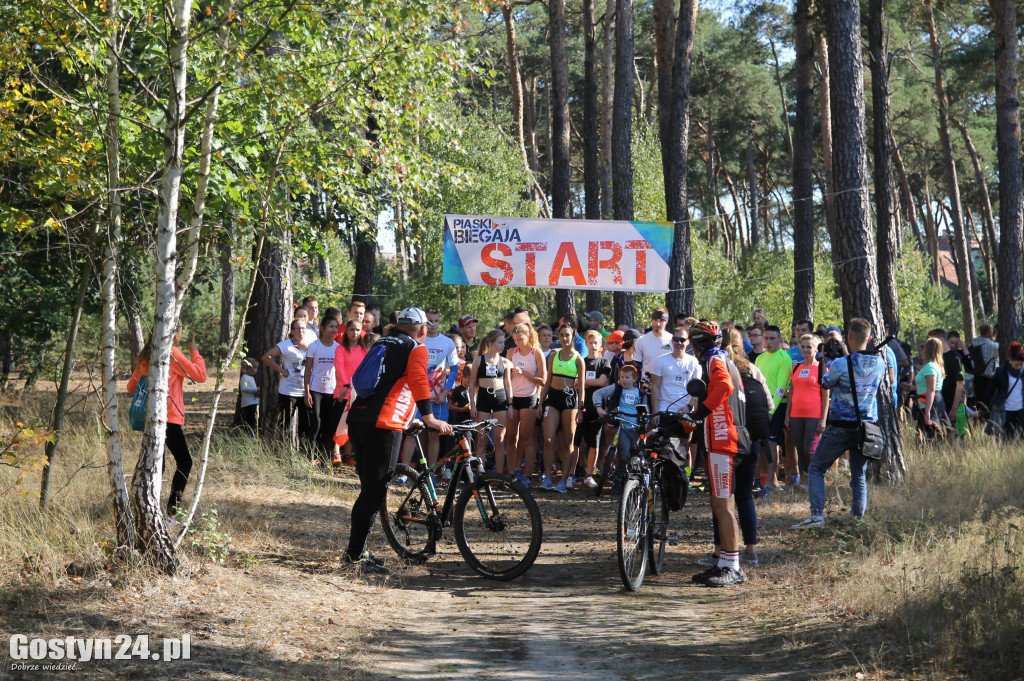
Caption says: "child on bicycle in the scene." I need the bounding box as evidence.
[593,364,647,495]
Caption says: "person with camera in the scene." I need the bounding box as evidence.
[791,318,888,530]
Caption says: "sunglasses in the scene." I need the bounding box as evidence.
[607,340,621,345]
[673,337,688,343]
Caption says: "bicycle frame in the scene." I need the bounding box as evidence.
[405,422,503,530]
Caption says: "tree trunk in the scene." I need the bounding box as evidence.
[991,0,1024,357]
[600,0,616,219]
[927,1,976,340]
[746,140,760,249]
[583,0,603,316]
[768,36,795,163]
[39,258,91,508]
[892,141,926,254]
[791,0,815,323]
[502,1,549,215]
[218,211,236,363]
[244,229,293,435]
[0,331,11,391]
[101,14,135,545]
[826,0,903,484]
[550,0,575,320]
[868,0,901,336]
[923,171,940,284]
[658,0,698,318]
[951,115,999,315]
[965,210,990,315]
[818,34,839,284]
[133,0,196,574]
[612,0,636,329]
[352,114,380,302]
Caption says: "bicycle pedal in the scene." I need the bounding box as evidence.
[667,533,681,546]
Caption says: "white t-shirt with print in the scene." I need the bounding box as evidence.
[275,339,307,397]
[633,331,672,377]
[424,333,459,399]
[306,339,339,395]
[652,352,702,412]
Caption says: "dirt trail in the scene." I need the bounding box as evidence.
[353,492,839,681]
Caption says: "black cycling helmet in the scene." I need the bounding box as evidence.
[688,320,722,350]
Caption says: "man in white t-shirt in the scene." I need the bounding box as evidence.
[413,307,460,465]
[632,306,673,380]
[650,329,702,414]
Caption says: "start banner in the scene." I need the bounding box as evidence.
[442,215,674,292]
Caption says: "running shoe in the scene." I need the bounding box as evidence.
[704,567,746,587]
[554,480,567,494]
[696,553,719,567]
[539,476,553,490]
[691,566,722,584]
[790,515,825,530]
[344,551,390,575]
[514,470,532,488]
[742,553,759,566]
[442,467,453,481]
[583,475,598,489]
[331,452,343,467]
[565,476,575,490]
[393,474,409,485]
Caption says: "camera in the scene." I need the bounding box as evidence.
[819,337,846,360]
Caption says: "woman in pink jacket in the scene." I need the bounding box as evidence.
[127,322,207,520]
[331,319,367,463]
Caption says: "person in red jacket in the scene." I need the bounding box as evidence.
[126,322,207,523]
[682,321,751,587]
[342,307,452,574]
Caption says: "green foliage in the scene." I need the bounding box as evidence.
[186,509,233,565]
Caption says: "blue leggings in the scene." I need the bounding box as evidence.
[712,444,760,547]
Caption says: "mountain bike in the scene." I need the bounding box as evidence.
[380,419,543,580]
[602,406,684,591]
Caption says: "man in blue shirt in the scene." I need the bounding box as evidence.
[791,318,888,529]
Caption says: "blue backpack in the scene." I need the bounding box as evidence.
[129,375,148,431]
[351,342,389,399]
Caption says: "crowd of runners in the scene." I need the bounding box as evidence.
[140,295,1024,580]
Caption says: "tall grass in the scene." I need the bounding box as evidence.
[820,431,1024,678]
[0,416,350,586]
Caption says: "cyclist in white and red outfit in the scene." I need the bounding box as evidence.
[681,321,751,587]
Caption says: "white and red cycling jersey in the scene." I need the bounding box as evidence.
[348,332,432,431]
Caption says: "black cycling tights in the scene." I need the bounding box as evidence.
[164,424,193,517]
[345,424,403,560]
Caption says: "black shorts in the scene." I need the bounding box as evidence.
[576,417,603,449]
[476,388,509,413]
[768,406,787,445]
[545,388,578,412]
[512,394,539,410]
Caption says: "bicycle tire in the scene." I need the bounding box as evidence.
[595,444,617,498]
[453,473,543,580]
[647,477,669,576]
[617,477,648,591]
[380,464,438,564]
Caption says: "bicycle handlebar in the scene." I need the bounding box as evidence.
[404,419,498,436]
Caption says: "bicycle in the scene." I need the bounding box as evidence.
[602,406,685,591]
[380,419,543,580]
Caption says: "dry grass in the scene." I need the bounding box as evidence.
[759,429,1024,680]
[0,394,398,680]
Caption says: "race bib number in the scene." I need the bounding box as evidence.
[672,373,685,384]
[485,364,498,378]
[799,368,811,379]
[586,370,596,381]
[622,393,637,406]
[776,387,786,398]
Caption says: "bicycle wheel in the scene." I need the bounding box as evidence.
[595,444,617,498]
[617,477,648,591]
[380,464,438,564]
[453,473,543,580]
[647,479,669,576]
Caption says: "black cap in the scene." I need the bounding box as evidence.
[623,329,641,342]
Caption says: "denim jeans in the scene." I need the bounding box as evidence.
[808,425,868,518]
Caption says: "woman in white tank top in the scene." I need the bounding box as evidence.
[504,323,547,487]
